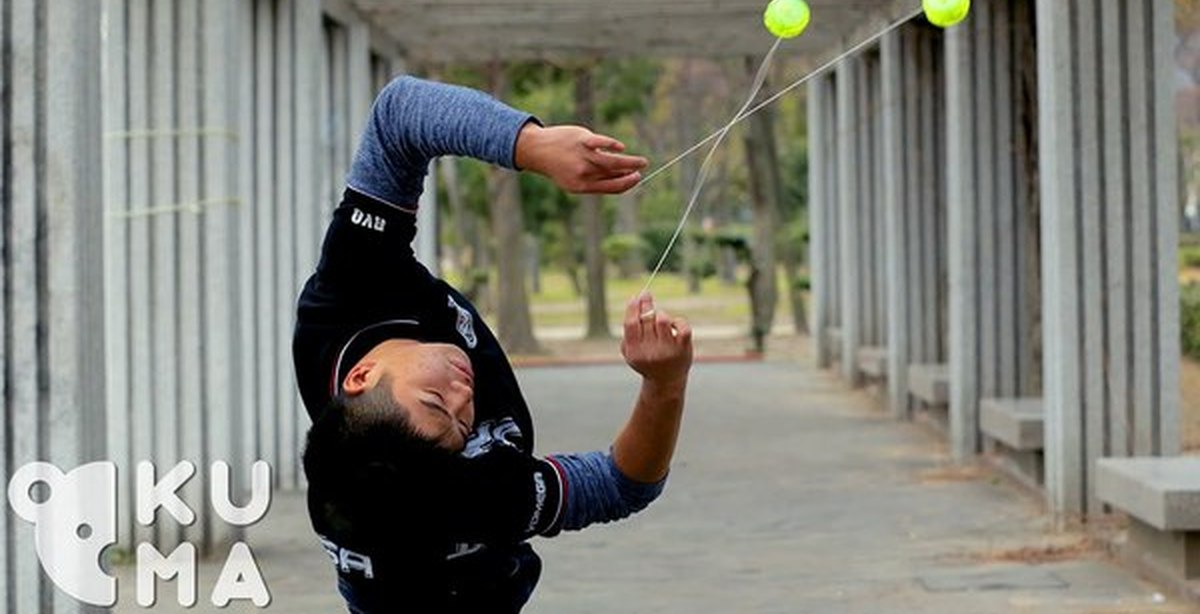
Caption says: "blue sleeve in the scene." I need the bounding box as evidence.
[346,76,538,210]
[546,450,666,532]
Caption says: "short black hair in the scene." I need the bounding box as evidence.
[303,375,444,484]
[303,376,462,542]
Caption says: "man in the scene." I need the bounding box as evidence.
[295,76,694,613]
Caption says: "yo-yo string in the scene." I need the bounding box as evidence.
[638,36,783,296]
[634,5,924,194]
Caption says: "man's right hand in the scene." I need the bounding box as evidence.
[514,124,649,195]
[620,293,693,387]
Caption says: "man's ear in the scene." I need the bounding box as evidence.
[342,360,379,396]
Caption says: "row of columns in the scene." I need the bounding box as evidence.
[809,0,1181,519]
[3,0,406,610]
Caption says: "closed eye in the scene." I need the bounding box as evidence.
[421,398,452,420]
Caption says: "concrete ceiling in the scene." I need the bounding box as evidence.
[350,0,918,63]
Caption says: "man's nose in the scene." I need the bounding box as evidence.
[449,379,474,406]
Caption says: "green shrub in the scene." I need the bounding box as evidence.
[639,225,683,272]
[1181,245,1200,269]
[601,233,648,265]
[1183,283,1200,360]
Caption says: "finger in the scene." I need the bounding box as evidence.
[623,296,642,342]
[583,134,625,152]
[637,293,657,339]
[671,317,693,345]
[582,172,643,195]
[655,310,674,339]
[638,292,655,318]
[588,149,650,174]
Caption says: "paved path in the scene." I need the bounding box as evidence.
[117,361,1197,613]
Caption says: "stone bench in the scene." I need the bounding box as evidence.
[980,398,1044,451]
[856,346,887,378]
[908,363,949,406]
[1096,457,1200,599]
[980,398,1044,488]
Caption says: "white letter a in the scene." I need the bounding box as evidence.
[211,542,271,607]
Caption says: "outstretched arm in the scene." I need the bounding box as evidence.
[515,123,647,195]
[347,76,647,210]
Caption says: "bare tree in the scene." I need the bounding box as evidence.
[487,62,540,353]
[576,64,611,338]
[742,56,780,347]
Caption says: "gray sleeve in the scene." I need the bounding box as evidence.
[346,75,538,209]
[546,450,666,532]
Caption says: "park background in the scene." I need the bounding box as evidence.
[427,2,1200,453]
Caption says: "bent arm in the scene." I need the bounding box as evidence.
[346,76,649,210]
[539,293,692,532]
[347,76,536,209]
[612,293,693,482]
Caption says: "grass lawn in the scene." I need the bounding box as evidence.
[525,270,799,330]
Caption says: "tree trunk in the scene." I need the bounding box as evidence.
[713,156,739,285]
[440,157,479,284]
[743,57,780,342]
[674,61,703,294]
[616,190,642,279]
[527,233,541,295]
[561,206,584,296]
[576,65,610,338]
[487,63,540,353]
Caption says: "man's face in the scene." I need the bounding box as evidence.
[374,341,476,451]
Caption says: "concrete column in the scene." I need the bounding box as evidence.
[824,73,841,349]
[201,0,242,550]
[176,0,207,550]
[126,0,157,550]
[807,76,832,367]
[235,0,261,507]
[880,29,910,417]
[835,58,862,385]
[6,3,44,606]
[101,0,134,556]
[417,163,441,274]
[253,0,279,487]
[274,0,299,491]
[1036,0,1181,516]
[946,8,981,461]
[293,0,323,490]
[149,0,182,550]
[4,0,106,610]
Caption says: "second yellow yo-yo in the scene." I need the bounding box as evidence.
[763,0,811,39]
[923,0,970,27]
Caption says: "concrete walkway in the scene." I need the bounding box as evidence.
[117,361,1197,613]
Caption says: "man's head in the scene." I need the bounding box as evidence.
[341,339,476,451]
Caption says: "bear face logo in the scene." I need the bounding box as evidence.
[8,462,118,606]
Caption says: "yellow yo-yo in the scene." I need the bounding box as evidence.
[763,0,811,39]
[922,0,970,27]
